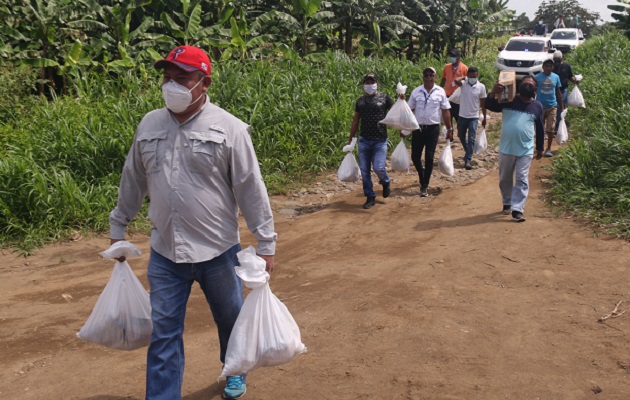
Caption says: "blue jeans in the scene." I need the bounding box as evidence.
[555,88,568,133]
[498,153,533,213]
[146,244,243,400]
[457,117,479,162]
[358,136,390,197]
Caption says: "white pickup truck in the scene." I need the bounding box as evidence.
[494,36,556,80]
[550,28,585,53]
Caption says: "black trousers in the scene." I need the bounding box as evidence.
[411,124,440,188]
[449,101,460,123]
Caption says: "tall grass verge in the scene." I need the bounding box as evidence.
[550,32,630,238]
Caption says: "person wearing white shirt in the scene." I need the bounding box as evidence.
[454,67,487,170]
[407,67,453,197]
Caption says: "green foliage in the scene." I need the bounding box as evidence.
[609,0,630,40]
[550,32,630,238]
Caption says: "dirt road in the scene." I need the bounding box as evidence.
[2,143,629,400]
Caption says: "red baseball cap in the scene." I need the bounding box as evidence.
[154,46,211,76]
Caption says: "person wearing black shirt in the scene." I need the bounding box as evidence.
[346,73,395,209]
[552,50,579,134]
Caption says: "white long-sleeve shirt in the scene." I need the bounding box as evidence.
[109,96,277,263]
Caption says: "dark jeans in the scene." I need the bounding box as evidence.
[449,101,460,123]
[411,125,440,188]
[457,117,479,162]
[146,244,244,399]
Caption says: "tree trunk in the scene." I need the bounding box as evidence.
[345,22,353,56]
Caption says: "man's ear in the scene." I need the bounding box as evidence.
[202,76,212,90]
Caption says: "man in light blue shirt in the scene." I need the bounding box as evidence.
[485,76,544,222]
[535,59,563,157]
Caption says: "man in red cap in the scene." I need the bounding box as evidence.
[109,45,277,400]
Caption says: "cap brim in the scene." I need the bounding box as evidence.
[154,59,200,73]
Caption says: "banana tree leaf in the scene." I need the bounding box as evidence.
[186,4,202,40]
[359,38,378,50]
[18,58,59,67]
[0,26,27,41]
[304,52,328,62]
[108,59,136,68]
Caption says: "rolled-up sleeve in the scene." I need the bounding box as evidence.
[109,132,148,240]
[229,127,277,255]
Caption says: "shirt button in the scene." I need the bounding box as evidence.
[184,143,189,147]
[173,166,178,171]
[176,146,181,150]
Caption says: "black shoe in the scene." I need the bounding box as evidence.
[363,196,376,209]
[502,205,511,215]
[465,160,472,170]
[512,210,526,222]
[420,186,429,197]
[382,181,391,198]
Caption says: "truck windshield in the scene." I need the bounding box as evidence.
[505,41,544,52]
[551,31,577,40]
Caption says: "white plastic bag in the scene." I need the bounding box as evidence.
[401,129,412,136]
[448,87,461,104]
[438,140,455,176]
[391,140,410,172]
[379,99,419,131]
[567,86,585,108]
[395,81,407,95]
[99,240,142,260]
[574,74,583,82]
[77,257,152,351]
[342,137,357,153]
[441,126,447,139]
[337,152,360,182]
[474,128,488,155]
[220,246,306,378]
[556,109,568,144]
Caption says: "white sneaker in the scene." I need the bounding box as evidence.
[544,149,553,157]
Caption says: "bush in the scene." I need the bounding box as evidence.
[550,32,630,238]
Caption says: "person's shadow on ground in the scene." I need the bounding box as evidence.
[82,380,224,400]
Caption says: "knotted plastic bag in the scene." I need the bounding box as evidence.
[77,241,152,350]
[338,152,360,182]
[448,87,462,104]
[556,109,568,144]
[342,137,357,153]
[474,128,488,155]
[220,246,306,378]
[567,86,585,108]
[379,83,419,131]
[391,140,410,172]
[438,140,455,176]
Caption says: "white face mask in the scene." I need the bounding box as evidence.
[161,77,205,113]
[468,77,478,85]
[364,83,377,95]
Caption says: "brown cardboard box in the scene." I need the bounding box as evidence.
[498,70,516,103]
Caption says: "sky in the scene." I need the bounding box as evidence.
[506,0,620,23]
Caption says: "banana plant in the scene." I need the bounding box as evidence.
[222,10,275,62]
[254,0,336,56]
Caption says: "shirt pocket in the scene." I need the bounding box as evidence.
[188,127,226,174]
[137,130,168,173]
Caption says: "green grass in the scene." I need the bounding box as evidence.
[549,32,630,238]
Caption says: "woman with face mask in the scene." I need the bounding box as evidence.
[345,73,397,209]
[484,76,545,223]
